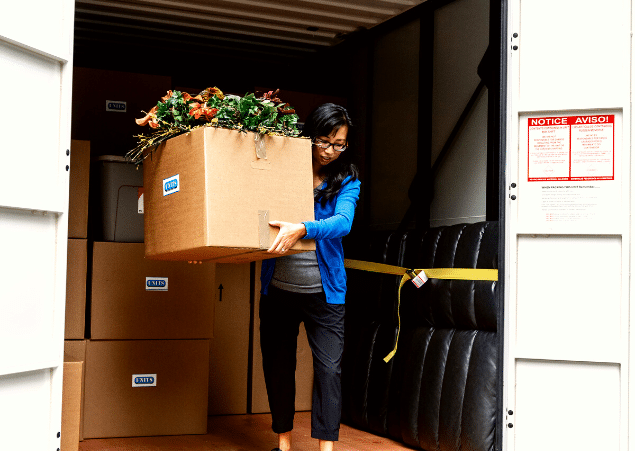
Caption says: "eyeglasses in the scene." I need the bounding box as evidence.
[312,139,347,152]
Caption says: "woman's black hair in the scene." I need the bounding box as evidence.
[301,103,359,205]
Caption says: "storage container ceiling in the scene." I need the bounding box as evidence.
[74,0,424,62]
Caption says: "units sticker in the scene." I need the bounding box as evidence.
[146,277,168,291]
[132,374,157,387]
[163,174,180,196]
[106,100,127,113]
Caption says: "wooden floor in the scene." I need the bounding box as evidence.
[78,411,416,451]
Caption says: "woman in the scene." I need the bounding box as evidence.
[260,103,361,451]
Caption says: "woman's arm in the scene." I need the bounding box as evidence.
[303,178,360,241]
[267,178,361,254]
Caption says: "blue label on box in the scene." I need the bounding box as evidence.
[163,174,180,196]
[132,374,157,387]
[146,277,168,291]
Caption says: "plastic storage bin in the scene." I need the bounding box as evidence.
[97,155,144,242]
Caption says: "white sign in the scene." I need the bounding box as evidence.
[518,113,620,233]
[528,115,614,182]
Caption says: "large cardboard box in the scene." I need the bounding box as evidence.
[143,127,315,263]
[207,263,251,415]
[61,361,83,451]
[71,67,172,158]
[64,340,87,441]
[82,339,209,438]
[90,242,215,339]
[65,239,88,339]
[68,140,90,239]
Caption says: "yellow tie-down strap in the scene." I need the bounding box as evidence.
[343,259,498,363]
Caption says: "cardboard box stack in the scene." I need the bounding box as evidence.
[62,356,84,451]
[64,90,322,440]
[63,136,215,439]
[63,140,90,450]
[66,140,90,340]
[83,242,215,439]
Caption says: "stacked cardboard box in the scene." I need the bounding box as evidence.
[65,103,320,440]
[63,341,87,444]
[63,136,216,439]
[90,242,215,339]
[82,339,209,438]
[65,239,88,340]
[70,67,172,159]
[82,242,215,438]
[63,140,90,450]
[66,140,90,339]
[207,263,251,416]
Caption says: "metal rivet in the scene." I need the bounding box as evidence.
[508,423,514,428]
[511,183,516,188]
[513,33,518,38]
[66,149,70,156]
[508,410,514,415]
[512,45,518,50]
[66,165,70,171]
[57,432,61,438]
[511,195,517,200]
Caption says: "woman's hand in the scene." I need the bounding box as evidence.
[267,221,307,254]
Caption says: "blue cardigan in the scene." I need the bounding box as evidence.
[260,176,361,304]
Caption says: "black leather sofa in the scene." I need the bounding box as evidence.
[342,221,499,451]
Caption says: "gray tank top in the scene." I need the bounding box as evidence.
[271,251,323,293]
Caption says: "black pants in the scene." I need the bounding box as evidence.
[259,285,345,441]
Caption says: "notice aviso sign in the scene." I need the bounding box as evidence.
[519,113,620,232]
[528,115,614,182]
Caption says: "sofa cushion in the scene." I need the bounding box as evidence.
[343,221,499,451]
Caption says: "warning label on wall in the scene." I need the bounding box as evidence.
[519,112,620,233]
[528,115,614,182]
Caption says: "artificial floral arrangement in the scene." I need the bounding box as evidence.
[126,87,301,164]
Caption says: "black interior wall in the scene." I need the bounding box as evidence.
[74,39,350,102]
[340,0,498,232]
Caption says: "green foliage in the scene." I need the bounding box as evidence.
[207,93,299,135]
[155,91,196,129]
[127,87,302,164]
